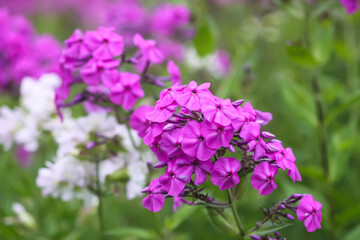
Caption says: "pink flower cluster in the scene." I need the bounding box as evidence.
[57,26,180,114]
[340,0,359,14]
[0,8,61,91]
[130,80,321,232]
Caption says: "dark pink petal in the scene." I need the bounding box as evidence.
[142,194,165,212]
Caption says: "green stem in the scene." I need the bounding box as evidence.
[95,159,106,240]
[226,189,245,237]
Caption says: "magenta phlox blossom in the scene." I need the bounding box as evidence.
[80,59,119,86]
[146,103,177,123]
[109,72,144,109]
[142,179,165,212]
[161,128,184,158]
[130,105,155,138]
[251,162,278,195]
[240,122,269,160]
[176,81,213,110]
[176,157,213,185]
[297,195,322,232]
[181,121,217,161]
[64,29,91,60]
[157,83,185,107]
[232,102,256,131]
[84,26,124,60]
[210,157,241,191]
[201,96,238,126]
[202,120,234,149]
[149,136,168,162]
[340,0,359,14]
[133,33,164,64]
[159,160,192,196]
[143,122,165,145]
[255,110,273,126]
[167,61,182,85]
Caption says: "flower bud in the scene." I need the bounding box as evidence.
[261,131,275,139]
[250,235,262,240]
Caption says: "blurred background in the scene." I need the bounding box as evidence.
[0,0,359,239]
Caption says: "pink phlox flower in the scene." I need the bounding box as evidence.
[157,83,185,107]
[142,179,165,212]
[267,141,296,171]
[181,121,217,161]
[130,105,155,138]
[176,81,213,111]
[296,195,322,232]
[202,120,234,149]
[161,128,184,158]
[176,158,213,185]
[167,61,182,85]
[109,72,144,110]
[150,136,169,162]
[250,162,278,195]
[84,27,124,60]
[133,33,163,64]
[232,101,256,131]
[143,122,165,145]
[159,160,192,196]
[340,0,359,14]
[287,165,302,183]
[255,110,273,126]
[240,122,268,160]
[80,58,119,86]
[210,157,241,191]
[64,29,91,60]
[146,102,177,123]
[201,96,238,126]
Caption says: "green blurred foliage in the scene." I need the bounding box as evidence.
[1,0,360,239]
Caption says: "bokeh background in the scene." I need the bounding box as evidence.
[1,0,359,239]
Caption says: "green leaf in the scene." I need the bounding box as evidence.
[325,90,360,126]
[193,17,216,57]
[286,46,318,68]
[310,20,334,65]
[206,208,239,237]
[336,204,360,228]
[246,223,293,238]
[106,227,157,239]
[165,205,197,232]
[345,225,360,240]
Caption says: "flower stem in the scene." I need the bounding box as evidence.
[226,189,245,237]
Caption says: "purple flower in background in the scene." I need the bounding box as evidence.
[167,61,182,85]
[142,179,165,212]
[202,120,234,149]
[64,29,91,60]
[133,33,164,64]
[159,160,192,196]
[173,196,185,212]
[297,195,322,232]
[109,72,144,110]
[181,121,217,161]
[15,145,33,167]
[201,96,238,126]
[84,26,124,60]
[210,157,241,190]
[130,105,155,138]
[340,0,359,14]
[80,59,119,85]
[250,162,278,195]
[176,81,212,111]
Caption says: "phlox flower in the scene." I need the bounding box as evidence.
[64,29,91,60]
[176,81,212,111]
[167,61,182,85]
[159,161,192,196]
[340,0,359,14]
[210,157,241,191]
[297,195,322,232]
[181,121,217,161]
[157,83,185,107]
[250,162,278,195]
[146,103,177,123]
[202,120,234,149]
[130,105,155,138]
[177,158,213,185]
[133,33,164,64]
[201,96,238,126]
[142,179,165,212]
[161,128,184,158]
[80,59,119,86]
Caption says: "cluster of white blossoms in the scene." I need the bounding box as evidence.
[0,73,61,151]
[0,73,151,204]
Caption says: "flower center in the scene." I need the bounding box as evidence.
[97,66,104,72]
[218,128,223,132]
[103,39,109,44]
[125,86,131,91]
[191,89,197,95]
[267,177,272,181]
[217,105,222,110]
[193,162,198,167]
[199,136,204,142]
[169,172,175,178]
[227,172,232,176]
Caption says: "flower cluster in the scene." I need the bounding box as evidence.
[57,26,179,116]
[0,8,61,92]
[130,80,321,233]
[340,0,359,14]
[0,73,61,152]
[37,111,151,203]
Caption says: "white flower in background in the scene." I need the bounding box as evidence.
[0,73,60,152]
[36,155,95,201]
[3,203,36,229]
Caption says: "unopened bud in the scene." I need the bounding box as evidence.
[286,214,295,221]
[250,235,262,240]
[261,131,275,139]
[232,99,245,108]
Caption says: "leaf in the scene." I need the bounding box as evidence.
[310,20,334,65]
[345,225,360,240]
[325,90,360,126]
[206,208,239,236]
[286,46,318,68]
[336,204,360,228]
[193,16,216,57]
[165,205,197,232]
[106,228,158,239]
[246,223,293,238]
